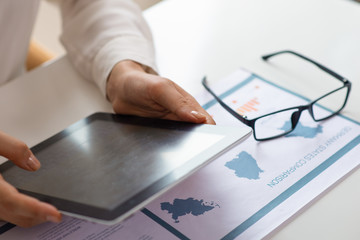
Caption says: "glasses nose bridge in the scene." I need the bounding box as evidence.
[302,102,316,121]
[299,104,310,114]
[291,104,310,126]
[290,106,305,128]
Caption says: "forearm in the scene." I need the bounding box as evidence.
[60,0,157,97]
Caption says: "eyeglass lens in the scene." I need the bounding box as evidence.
[253,85,348,140]
[254,108,299,140]
[311,86,349,121]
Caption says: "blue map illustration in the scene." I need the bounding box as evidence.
[160,198,219,223]
[225,151,263,180]
[279,121,323,139]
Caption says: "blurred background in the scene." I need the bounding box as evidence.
[32,0,162,58]
[29,0,360,69]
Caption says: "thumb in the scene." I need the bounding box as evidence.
[0,131,41,171]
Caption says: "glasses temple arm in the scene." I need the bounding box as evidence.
[262,50,349,84]
[201,77,252,126]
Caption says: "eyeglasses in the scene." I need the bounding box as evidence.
[202,50,352,141]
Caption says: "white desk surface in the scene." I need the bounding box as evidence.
[144,0,360,239]
[0,0,359,239]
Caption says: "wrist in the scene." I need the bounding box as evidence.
[106,60,145,102]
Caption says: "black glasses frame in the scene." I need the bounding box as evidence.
[202,50,352,141]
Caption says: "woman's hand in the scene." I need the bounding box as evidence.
[106,60,216,125]
[0,131,61,227]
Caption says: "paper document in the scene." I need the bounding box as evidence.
[0,213,178,240]
[1,68,359,240]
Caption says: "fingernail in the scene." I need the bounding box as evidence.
[190,111,206,118]
[46,215,61,223]
[190,111,206,120]
[26,154,41,171]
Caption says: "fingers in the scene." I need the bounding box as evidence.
[0,176,61,227]
[0,131,41,171]
[0,132,61,227]
[106,60,215,124]
[148,78,216,124]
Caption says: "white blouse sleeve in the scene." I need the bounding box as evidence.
[60,0,157,97]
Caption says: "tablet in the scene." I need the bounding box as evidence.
[0,112,251,224]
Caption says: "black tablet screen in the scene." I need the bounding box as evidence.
[2,118,224,211]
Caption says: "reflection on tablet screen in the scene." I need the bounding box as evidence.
[7,119,224,211]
